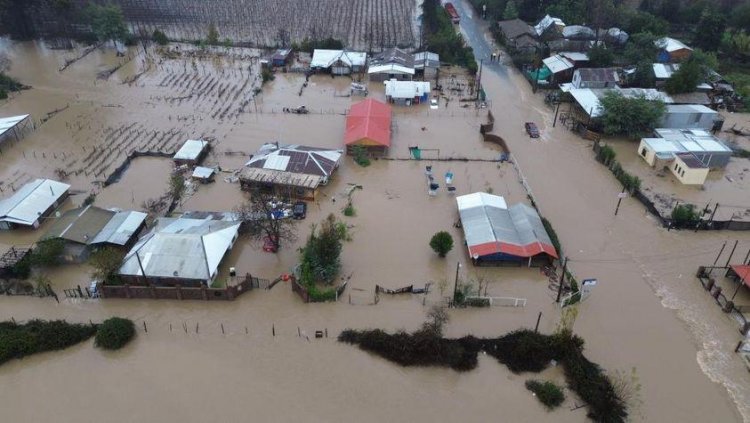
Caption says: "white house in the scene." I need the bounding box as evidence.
[0,179,70,230]
[659,104,719,130]
[311,50,367,75]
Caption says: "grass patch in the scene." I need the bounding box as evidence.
[0,319,97,366]
[526,380,565,410]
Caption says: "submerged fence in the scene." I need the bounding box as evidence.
[695,266,750,335]
[98,274,267,301]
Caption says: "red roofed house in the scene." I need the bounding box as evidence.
[344,99,392,156]
[456,192,558,267]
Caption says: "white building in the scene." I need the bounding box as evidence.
[659,104,719,130]
[384,80,431,105]
[0,179,70,230]
[311,50,367,75]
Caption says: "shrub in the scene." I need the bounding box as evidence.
[429,231,454,258]
[343,203,356,217]
[261,68,275,84]
[152,29,168,45]
[0,319,96,366]
[30,238,65,267]
[95,317,135,350]
[540,217,561,256]
[671,203,700,227]
[351,145,371,167]
[525,380,565,409]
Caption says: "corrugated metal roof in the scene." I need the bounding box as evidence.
[344,99,392,147]
[0,179,70,226]
[368,64,415,75]
[456,193,557,260]
[311,50,367,68]
[653,63,680,79]
[173,139,208,161]
[655,37,692,53]
[119,217,239,281]
[542,55,573,74]
[91,210,147,246]
[244,144,342,183]
[413,52,440,69]
[0,114,29,138]
[44,205,114,244]
[192,166,216,179]
[384,80,430,99]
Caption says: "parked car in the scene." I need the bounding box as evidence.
[262,236,279,253]
[293,201,307,219]
[525,122,540,138]
[430,98,439,110]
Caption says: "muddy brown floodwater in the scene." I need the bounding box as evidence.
[0,36,749,423]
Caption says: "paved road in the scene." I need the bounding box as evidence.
[452,0,509,79]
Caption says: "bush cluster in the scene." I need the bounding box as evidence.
[0,320,97,366]
[671,203,701,228]
[95,317,135,350]
[525,380,565,409]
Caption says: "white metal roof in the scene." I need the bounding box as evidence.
[535,15,564,36]
[542,55,573,74]
[174,139,208,161]
[119,217,240,281]
[192,166,216,179]
[655,37,692,53]
[644,128,732,156]
[413,52,440,69]
[568,88,603,117]
[457,192,508,211]
[384,80,431,99]
[665,104,717,114]
[0,179,70,227]
[90,210,147,245]
[311,50,367,68]
[570,87,675,118]
[0,114,29,138]
[559,52,588,61]
[653,63,680,79]
[368,64,415,75]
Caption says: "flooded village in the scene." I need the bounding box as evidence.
[2,0,750,422]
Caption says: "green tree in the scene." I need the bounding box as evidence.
[599,91,666,139]
[85,4,128,45]
[587,45,613,67]
[730,3,750,33]
[30,239,65,267]
[623,32,658,63]
[168,174,186,201]
[503,0,519,19]
[663,50,717,95]
[95,317,135,350]
[233,191,297,251]
[619,7,669,36]
[546,0,586,25]
[429,231,454,258]
[207,23,219,45]
[89,247,124,283]
[152,29,168,46]
[694,7,726,51]
[301,214,347,284]
[631,60,655,88]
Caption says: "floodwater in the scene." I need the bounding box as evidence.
[0,34,750,423]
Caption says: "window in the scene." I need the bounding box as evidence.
[641,148,647,157]
[674,163,679,170]
[692,113,701,124]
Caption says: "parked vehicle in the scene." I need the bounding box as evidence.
[293,201,307,219]
[525,122,540,138]
[263,236,279,253]
[430,98,439,110]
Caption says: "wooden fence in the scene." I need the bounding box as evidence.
[479,111,511,153]
[99,274,267,301]
[696,266,750,335]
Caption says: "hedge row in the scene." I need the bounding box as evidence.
[0,320,97,366]
[339,328,626,422]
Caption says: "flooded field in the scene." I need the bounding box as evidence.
[1,34,750,423]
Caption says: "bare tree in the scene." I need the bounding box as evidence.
[421,305,449,337]
[233,191,297,251]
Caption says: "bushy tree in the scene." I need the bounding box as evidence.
[587,45,613,67]
[152,29,168,46]
[30,238,65,267]
[598,92,666,139]
[89,247,124,283]
[233,191,297,251]
[207,23,219,45]
[619,7,669,36]
[503,0,519,20]
[168,174,185,201]
[301,214,347,284]
[663,50,715,95]
[730,4,750,33]
[95,317,135,350]
[623,32,658,64]
[694,7,726,51]
[429,231,454,258]
[85,4,128,45]
[631,60,655,88]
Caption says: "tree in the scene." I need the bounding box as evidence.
[429,231,454,257]
[85,4,128,45]
[152,29,168,46]
[587,45,613,67]
[301,214,347,284]
[623,32,658,63]
[89,247,124,283]
[207,23,219,45]
[30,238,65,267]
[663,50,716,94]
[233,192,297,251]
[503,1,519,20]
[598,91,666,139]
[95,317,135,350]
[730,3,750,33]
[420,305,449,337]
[631,60,655,88]
[168,173,185,201]
[694,7,726,51]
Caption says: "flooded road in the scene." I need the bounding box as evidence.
[0,25,749,423]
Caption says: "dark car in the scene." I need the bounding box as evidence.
[525,122,540,138]
[293,201,307,219]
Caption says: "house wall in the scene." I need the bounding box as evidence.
[370,72,412,82]
[239,179,317,201]
[671,159,708,185]
[472,252,552,268]
[637,140,657,166]
[346,143,388,157]
[660,111,717,130]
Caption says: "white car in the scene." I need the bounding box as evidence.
[430,98,439,110]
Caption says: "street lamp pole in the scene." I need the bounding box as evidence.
[453,261,461,306]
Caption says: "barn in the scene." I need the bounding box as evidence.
[344,99,392,156]
[456,193,558,267]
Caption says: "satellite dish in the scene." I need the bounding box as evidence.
[55,211,61,218]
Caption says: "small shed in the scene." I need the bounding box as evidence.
[0,114,33,145]
[344,99,392,156]
[670,153,709,185]
[413,52,440,79]
[271,48,292,67]
[368,48,415,81]
[173,139,210,166]
[542,55,574,84]
[192,166,216,183]
[656,37,692,63]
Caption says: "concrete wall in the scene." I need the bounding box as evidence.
[671,158,708,185]
[660,111,718,130]
[637,139,657,167]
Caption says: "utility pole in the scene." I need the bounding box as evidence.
[556,257,568,303]
[707,241,727,277]
[552,102,560,127]
[453,261,461,306]
[725,240,739,268]
[475,59,484,103]
[614,189,626,216]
